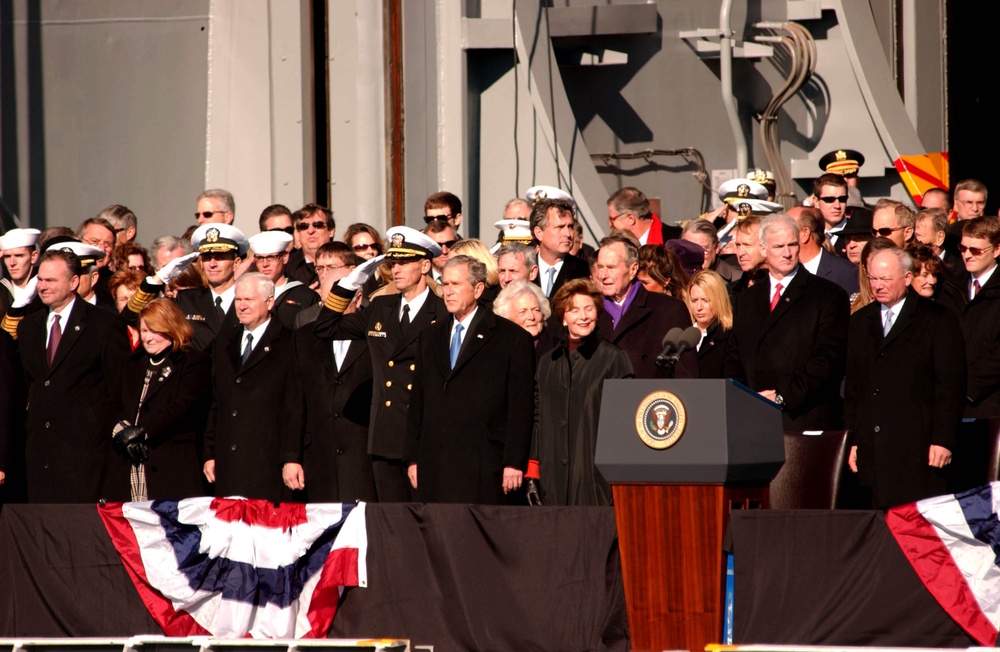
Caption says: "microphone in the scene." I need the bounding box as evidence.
[669,326,702,362]
[656,327,684,364]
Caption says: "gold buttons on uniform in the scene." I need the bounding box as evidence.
[386,381,392,387]
[388,361,394,367]
[407,384,412,390]
[410,364,415,371]
[385,400,391,407]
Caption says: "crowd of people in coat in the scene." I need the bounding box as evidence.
[0,154,996,511]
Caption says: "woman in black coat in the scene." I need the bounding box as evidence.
[532,279,633,506]
[113,298,211,500]
[685,270,734,379]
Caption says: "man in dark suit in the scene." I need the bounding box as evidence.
[808,173,851,257]
[172,223,249,352]
[405,255,534,504]
[726,214,849,431]
[314,226,446,502]
[607,186,682,243]
[294,316,376,503]
[15,249,131,502]
[914,207,964,286]
[788,206,859,295]
[530,198,589,298]
[948,217,1000,491]
[203,272,302,503]
[846,248,966,509]
[595,231,698,378]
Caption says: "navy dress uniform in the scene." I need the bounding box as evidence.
[314,226,446,502]
[173,223,249,352]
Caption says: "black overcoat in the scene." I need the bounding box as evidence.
[17,297,130,502]
[726,267,849,430]
[114,348,211,500]
[205,318,303,502]
[533,333,632,506]
[959,268,1000,418]
[696,320,730,379]
[845,291,966,508]
[293,327,376,503]
[172,287,239,353]
[404,307,535,504]
[597,283,698,379]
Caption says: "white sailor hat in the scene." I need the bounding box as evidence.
[47,241,106,268]
[729,197,784,217]
[248,230,293,256]
[385,226,442,260]
[0,228,41,251]
[494,218,533,245]
[191,223,249,256]
[525,185,575,206]
[718,178,769,204]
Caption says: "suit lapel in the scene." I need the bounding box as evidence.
[392,291,442,357]
[143,352,180,401]
[337,338,366,376]
[450,306,492,377]
[879,293,916,351]
[611,284,650,340]
[239,320,280,374]
[48,299,85,375]
[197,290,221,332]
[760,269,805,334]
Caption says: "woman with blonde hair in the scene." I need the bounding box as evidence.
[112,298,211,500]
[449,238,501,304]
[685,270,734,378]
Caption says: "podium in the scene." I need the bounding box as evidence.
[595,379,784,652]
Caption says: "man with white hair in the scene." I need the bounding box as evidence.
[203,272,302,502]
[726,213,850,431]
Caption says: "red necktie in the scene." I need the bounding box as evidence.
[770,283,783,312]
[973,279,982,298]
[46,314,62,367]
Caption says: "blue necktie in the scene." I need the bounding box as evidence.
[241,333,253,365]
[449,323,463,369]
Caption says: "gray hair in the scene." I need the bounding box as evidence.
[493,280,552,321]
[598,230,640,267]
[198,188,235,214]
[496,242,538,270]
[444,254,488,287]
[235,271,275,300]
[150,235,194,271]
[504,198,532,213]
[681,218,719,247]
[758,213,799,245]
[871,247,914,274]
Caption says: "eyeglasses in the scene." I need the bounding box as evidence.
[253,254,284,263]
[269,226,295,235]
[818,195,849,204]
[315,263,348,273]
[871,226,905,237]
[195,210,228,219]
[959,244,992,256]
[424,214,453,224]
[352,243,379,253]
[438,239,458,250]
[296,220,328,231]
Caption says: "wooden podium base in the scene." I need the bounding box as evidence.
[612,483,767,652]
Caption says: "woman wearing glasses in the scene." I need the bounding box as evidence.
[343,223,388,303]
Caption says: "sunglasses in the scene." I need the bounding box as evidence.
[959,244,992,256]
[439,239,458,249]
[424,214,453,224]
[296,220,328,231]
[269,226,295,235]
[818,195,849,204]
[352,243,379,252]
[195,210,228,219]
[870,226,904,237]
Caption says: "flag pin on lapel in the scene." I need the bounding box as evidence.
[477,334,484,339]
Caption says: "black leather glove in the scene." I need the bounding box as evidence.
[112,421,149,465]
[526,478,544,506]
